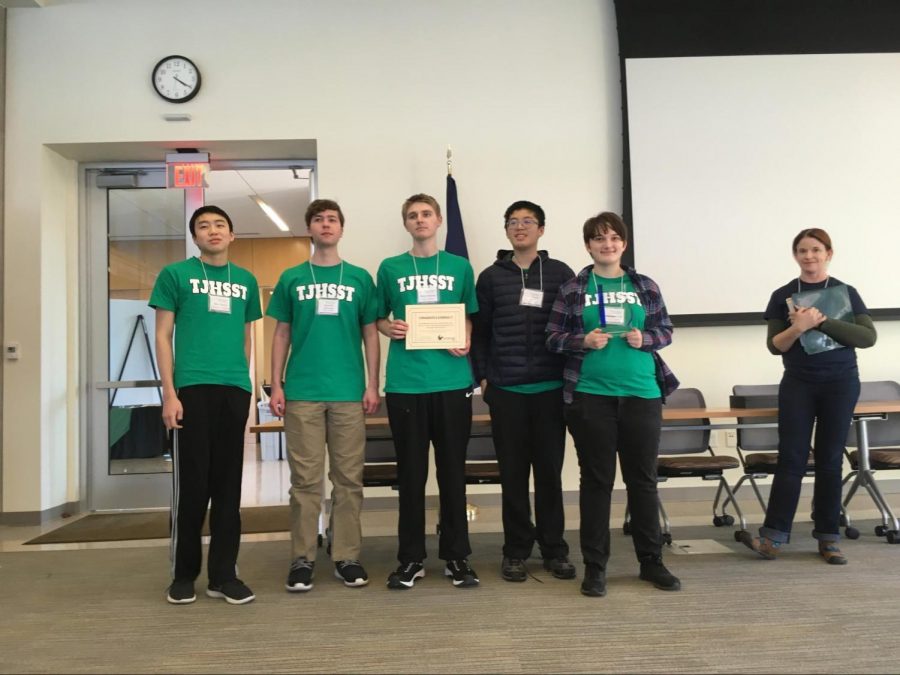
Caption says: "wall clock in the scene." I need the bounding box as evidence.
[152,55,201,103]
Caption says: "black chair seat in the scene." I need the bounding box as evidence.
[743,450,815,473]
[848,448,900,470]
[658,455,739,477]
[363,463,398,487]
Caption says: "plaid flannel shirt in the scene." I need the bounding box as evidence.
[545,264,679,404]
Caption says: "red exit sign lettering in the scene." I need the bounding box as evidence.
[167,162,209,189]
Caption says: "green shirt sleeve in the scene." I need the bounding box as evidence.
[148,266,178,311]
[376,262,391,319]
[819,313,877,349]
[361,271,378,325]
[461,261,478,314]
[266,272,293,323]
[245,274,263,322]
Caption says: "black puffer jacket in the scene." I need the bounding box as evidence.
[472,250,575,386]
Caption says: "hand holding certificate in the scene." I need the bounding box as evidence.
[405,303,466,350]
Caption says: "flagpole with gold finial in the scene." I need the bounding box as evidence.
[447,145,453,176]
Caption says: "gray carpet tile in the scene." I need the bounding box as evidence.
[3,525,900,674]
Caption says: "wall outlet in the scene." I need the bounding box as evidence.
[725,430,737,447]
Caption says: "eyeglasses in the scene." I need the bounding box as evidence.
[505,218,539,229]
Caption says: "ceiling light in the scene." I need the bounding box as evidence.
[250,195,290,232]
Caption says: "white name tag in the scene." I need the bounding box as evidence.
[417,287,439,304]
[316,298,340,315]
[520,288,544,308]
[208,295,232,314]
[605,306,626,325]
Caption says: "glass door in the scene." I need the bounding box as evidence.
[85,167,189,510]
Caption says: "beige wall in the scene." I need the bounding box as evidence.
[3,0,898,514]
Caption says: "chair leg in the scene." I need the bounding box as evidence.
[721,474,749,514]
[711,480,725,515]
[748,476,769,513]
[717,477,747,532]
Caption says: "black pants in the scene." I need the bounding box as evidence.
[386,388,472,563]
[564,392,662,569]
[761,371,860,543]
[171,384,250,585]
[485,385,569,559]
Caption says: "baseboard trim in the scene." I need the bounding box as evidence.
[5,477,899,521]
[0,500,81,526]
[361,477,900,511]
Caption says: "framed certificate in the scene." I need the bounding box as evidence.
[405,303,466,350]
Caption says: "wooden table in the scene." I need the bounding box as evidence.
[250,400,900,534]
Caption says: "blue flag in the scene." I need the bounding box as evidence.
[445,174,469,259]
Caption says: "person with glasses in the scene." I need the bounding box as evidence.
[546,211,680,597]
[376,193,480,590]
[151,205,262,605]
[267,199,380,593]
[471,200,575,583]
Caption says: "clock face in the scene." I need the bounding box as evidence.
[152,55,201,103]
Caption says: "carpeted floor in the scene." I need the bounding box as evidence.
[24,506,290,545]
[4,524,900,674]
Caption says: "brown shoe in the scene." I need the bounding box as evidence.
[743,535,781,560]
[819,542,848,565]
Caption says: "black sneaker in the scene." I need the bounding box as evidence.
[334,560,369,587]
[580,564,606,597]
[166,579,196,604]
[444,559,480,588]
[639,557,681,591]
[206,579,255,605]
[387,561,425,589]
[501,557,527,582]
[543,555,577,580]
[286,557,314,592]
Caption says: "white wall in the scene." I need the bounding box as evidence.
[3,0,898,513]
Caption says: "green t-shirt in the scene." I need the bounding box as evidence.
[266,260,377,402]
[149,257,262,392]
[376,251,478,394]
[496,381,563,394]
[577,273,659,398]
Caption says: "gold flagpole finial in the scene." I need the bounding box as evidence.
[447,145,453,176]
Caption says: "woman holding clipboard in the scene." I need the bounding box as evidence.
[545,212,679,597]
[744,228,876,564]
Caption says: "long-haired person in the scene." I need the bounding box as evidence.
[546,212,680,597]
[744,228,876,564]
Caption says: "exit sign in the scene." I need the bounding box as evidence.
[165,152,210,189]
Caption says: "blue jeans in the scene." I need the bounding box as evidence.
[761,371,859,544]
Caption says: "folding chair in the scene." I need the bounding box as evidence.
[842,380,900,543]
[625,387,746,544]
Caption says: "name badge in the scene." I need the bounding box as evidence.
[208,295,232,314]
[316,298,340,315]
[605,306,626,325]
[417,287,439,304]
[520,288,544,308]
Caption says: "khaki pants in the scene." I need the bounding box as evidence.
[284,401,366,562]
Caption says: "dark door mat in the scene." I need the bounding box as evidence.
[25,505,290,544]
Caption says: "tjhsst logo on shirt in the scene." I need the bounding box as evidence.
[188,278,249,300]
[396,274,456,293]
[294,283,357,302]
